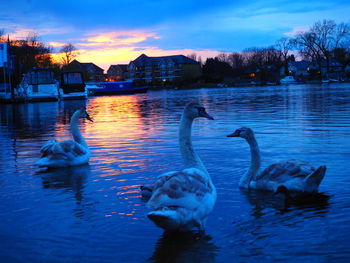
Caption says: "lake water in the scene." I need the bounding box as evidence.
[0,83,350,262]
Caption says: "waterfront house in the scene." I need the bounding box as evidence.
[128,54,201,86]
[286,61,310,78]
[68,60,104,81]
[107,64,128,81]
[308,59,345,79]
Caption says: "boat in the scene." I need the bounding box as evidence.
[18,68,59,101]
[280,76,297,84]
[86,80,148,96]
[59,71,88,100]
[322,78,338,83]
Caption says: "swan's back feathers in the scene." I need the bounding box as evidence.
[40,140,87,159]
[148,168,213,210]
[147,168,216,230]
[257,159,315,182]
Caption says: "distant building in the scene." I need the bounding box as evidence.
[128,54,201,86]
[68,60,104,81]
[308,59,345,79]
[107,64,128,81]
[0,42,15,95]
[287,61,310,77]
[345,64,350,77]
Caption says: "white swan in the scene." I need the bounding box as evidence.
[35,108,93,168]
[146,103,216,231]
[227,127,326,193]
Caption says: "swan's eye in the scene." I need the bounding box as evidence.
[197,107,205,114]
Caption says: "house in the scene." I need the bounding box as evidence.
[287,61,310,77]
[68,60,104,81]
[345,64,350,77]
[0,42,15,96]
[128,54,201,86]
[308,59,345,79]
[107,64,128,81]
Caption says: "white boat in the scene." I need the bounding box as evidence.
[18,68,59,101]
[59,71,88,100]
[280,76,297,84]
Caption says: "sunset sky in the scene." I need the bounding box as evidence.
[1,0,350,71]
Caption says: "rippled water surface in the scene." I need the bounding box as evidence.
[1,84,350,262]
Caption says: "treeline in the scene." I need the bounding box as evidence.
[0,31,76,87]
[191,19,350,83]
[2,19,350,86]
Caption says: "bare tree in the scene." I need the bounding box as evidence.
[275,37,293,75]
[60,43,77,66]
[217,52,230,63]
[0,29,5,42]
[296,20,350,76]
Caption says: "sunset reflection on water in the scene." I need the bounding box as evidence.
[1,85,350,262]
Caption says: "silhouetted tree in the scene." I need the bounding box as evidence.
[202,57,232,82]
[9,32,54,86]
[228,52,245,77]
[275,37,294,75]
[0,29,5,42]
[60,43,77,66]
[295,19,350,76]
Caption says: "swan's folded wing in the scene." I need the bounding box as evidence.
[61,141,87,155]
[257,160,315,182]
[40,140,57,157]
[148,169,213,210]
[59,141,87,157]
[40,140,87,160]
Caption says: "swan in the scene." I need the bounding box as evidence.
[35,108,93,168]
[146,103,216,231]
[227,127,326,193]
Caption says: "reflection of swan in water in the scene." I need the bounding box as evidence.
[146,103,216,231]
[274,185,331,207]
[149,231,218,263]
[35,108,93,168]
[39,164,91,201]
[227,127,326,193]
[241,187,330,215]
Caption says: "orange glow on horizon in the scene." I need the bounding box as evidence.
[9,27,222,71]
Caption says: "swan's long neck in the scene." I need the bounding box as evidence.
[179,114,208,174]
[70,111,88,149]
[240,135,261,188]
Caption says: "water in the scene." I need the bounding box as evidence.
[0,84,349,262]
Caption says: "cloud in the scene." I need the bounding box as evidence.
[50,29,222,71]
[2,0,350,71]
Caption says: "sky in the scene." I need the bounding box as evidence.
[1,0,350,71]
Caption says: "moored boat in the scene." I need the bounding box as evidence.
[280,76,297,84]
[86,80,148,96]
[59,71,88,100]
[18,68,59,101]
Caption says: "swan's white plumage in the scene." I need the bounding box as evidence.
[228,127,326,193]
[147,168,216,231]
[146,103,216,231]
[35,108,92,168]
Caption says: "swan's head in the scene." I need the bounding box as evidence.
[227,127,254,140]
[184,103,214,120]
[274,185,290,196]
[78,108,93,122]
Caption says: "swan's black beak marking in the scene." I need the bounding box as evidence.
[197,107,214,120]
[227,130,240,137]
[86,114,93,122]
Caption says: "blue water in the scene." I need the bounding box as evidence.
[0,84,349,262]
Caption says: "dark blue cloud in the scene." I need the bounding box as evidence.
[2,0,246,30]
[1,0,350,55]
